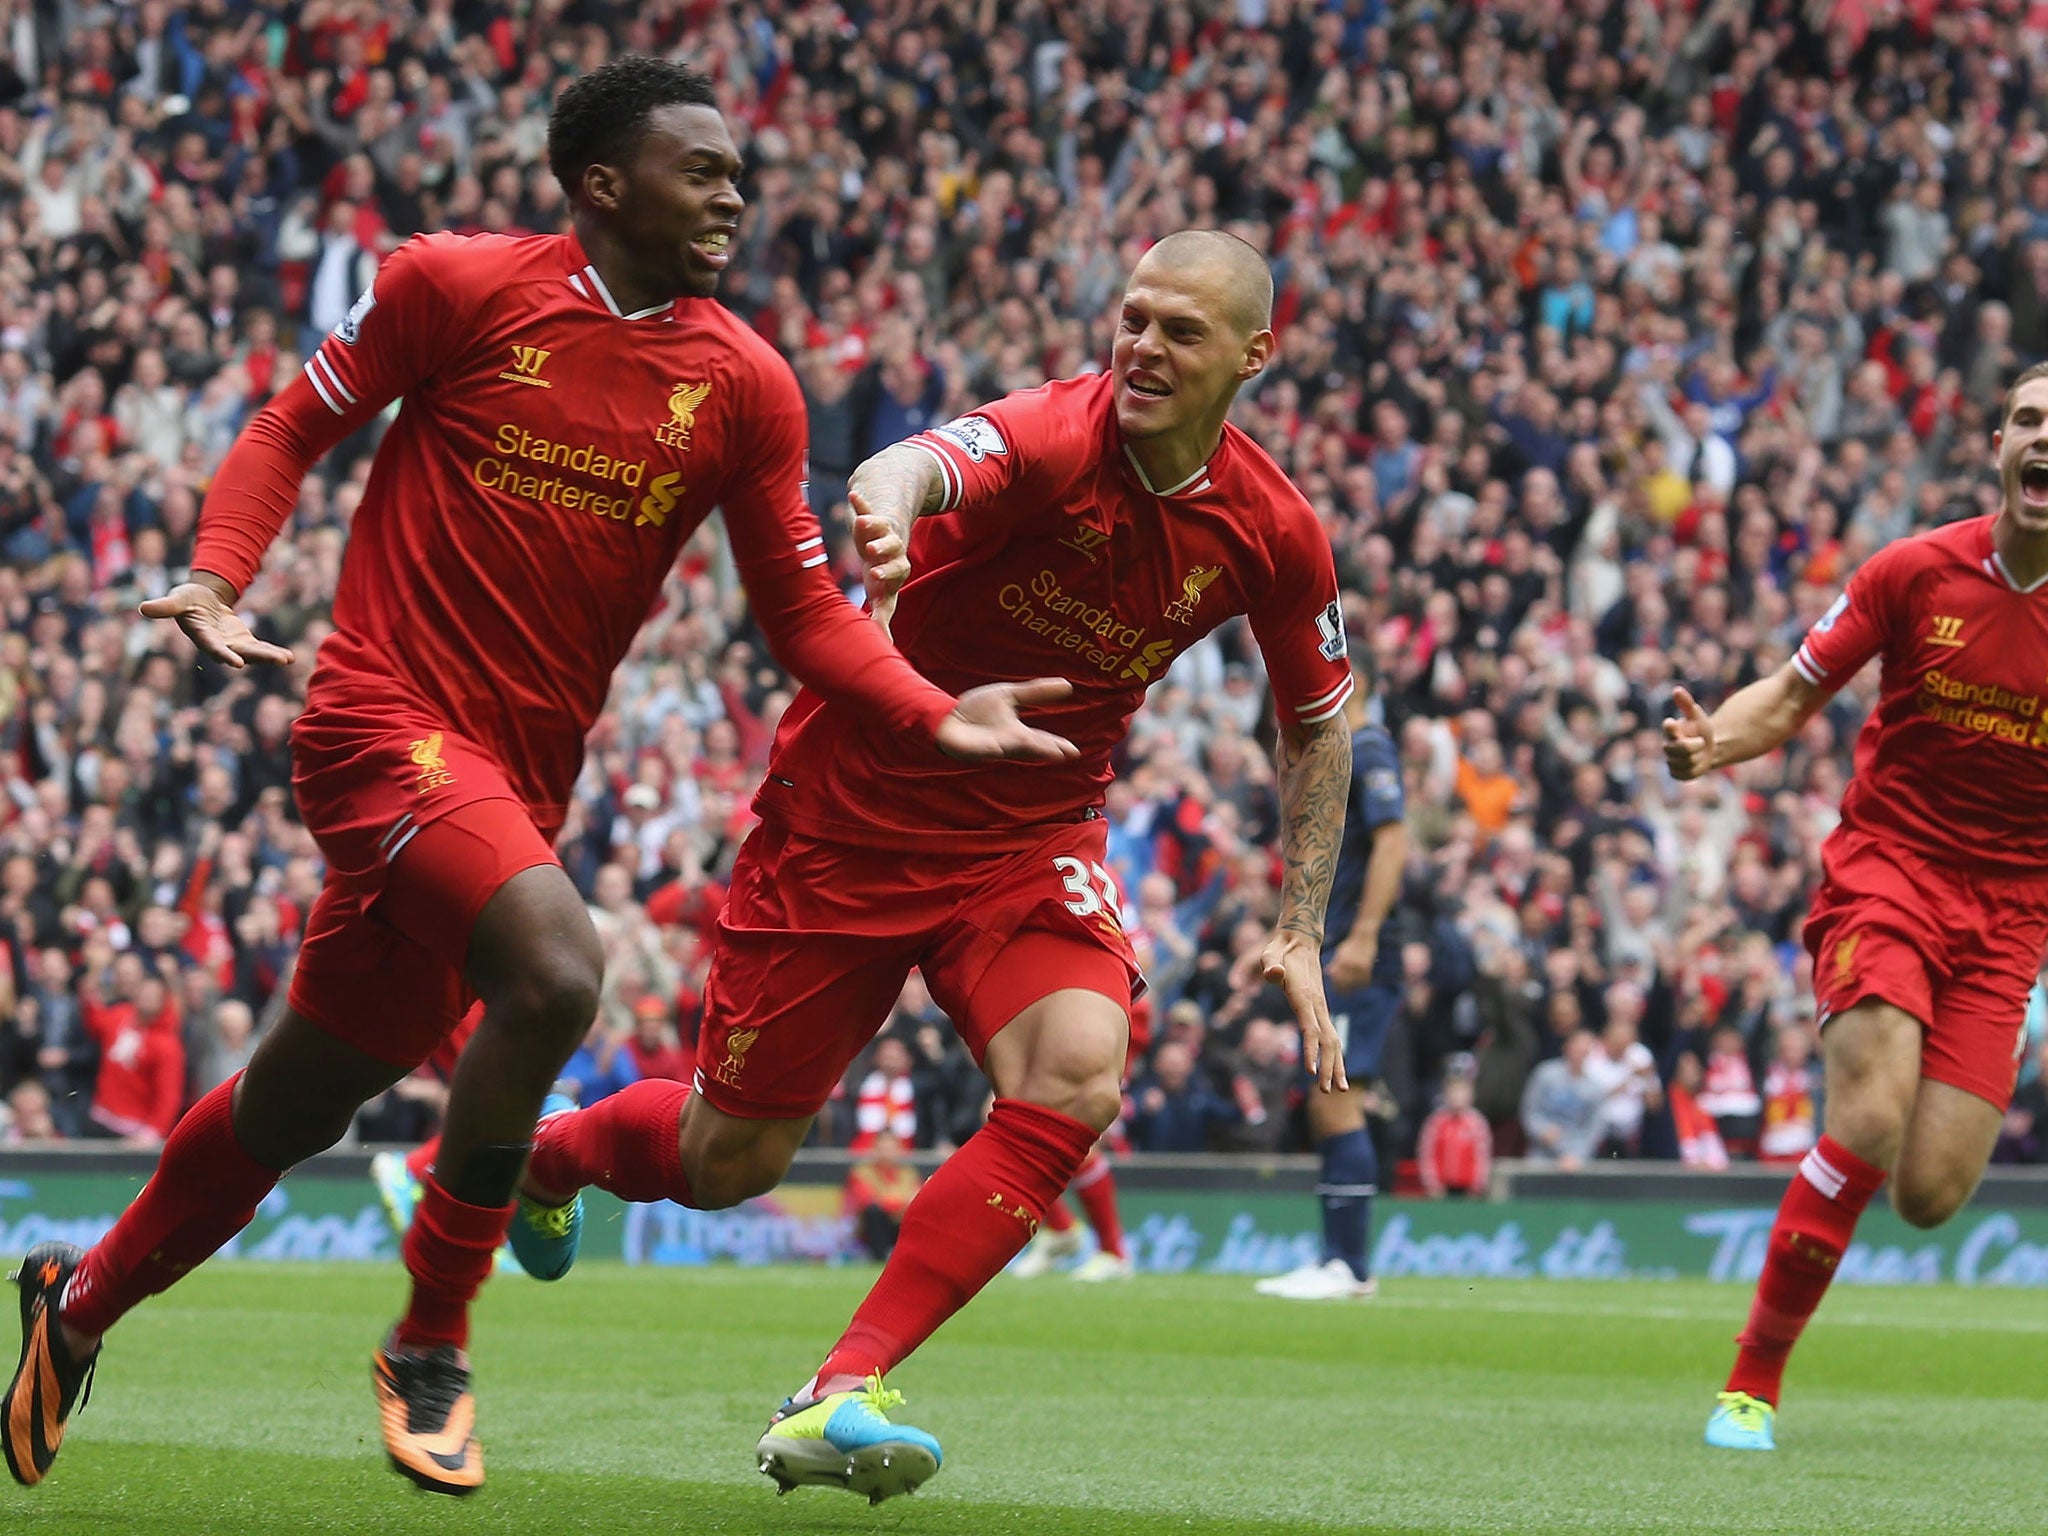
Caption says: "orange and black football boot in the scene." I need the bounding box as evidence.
[3,1241,100,1486]
[372,1333,484,1495]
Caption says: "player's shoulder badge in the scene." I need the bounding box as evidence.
[1316,598,1347,662]
[335,282,377,346]
[1814,591,1849,634]
[932,414,1008,463]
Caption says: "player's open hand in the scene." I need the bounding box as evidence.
[935,678,1080,764]
[140,581,294,670]
[1661,686,1716,781]
[1264,928,1348,1093]
[851,489,912,638]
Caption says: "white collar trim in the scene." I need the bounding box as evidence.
[1123,444,1211,497]
[571,263,672,321]
[1987,551,2048,594]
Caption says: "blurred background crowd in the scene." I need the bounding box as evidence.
[6,0,2048,1185]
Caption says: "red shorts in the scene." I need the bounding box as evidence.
[1806,827,2048,1110]
[287,726,559,1070]
[694,818,1140,1120]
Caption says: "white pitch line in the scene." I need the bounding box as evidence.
[1358,1292,2048,1333]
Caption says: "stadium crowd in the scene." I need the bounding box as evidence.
[3,0,2048,1177]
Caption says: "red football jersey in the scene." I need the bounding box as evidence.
[1793,516,2048,877]
[757,372,1353,850]
[193,231,952,825]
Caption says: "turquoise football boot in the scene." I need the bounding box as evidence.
[369,1150,420,1242]
[755,1373,942,1504]
[1705,1390,1776,1451]
[504,1093,583,1281]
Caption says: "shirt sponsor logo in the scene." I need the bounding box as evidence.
[1928,615,1966,648]
[655,380,712,450]
[997,568,1179,682]
[1166,564,1223,625]
[932,414,1008,463]
[472,423,652,524]
[709,1025,758,1089]
[498,345,554,388]
[335,282,376,346]
[409,732,456,793]
[1316,599,1348,661]
[638,472,685,529]
[1918,668,2048,744]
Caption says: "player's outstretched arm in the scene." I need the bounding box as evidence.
[847,444,947,635]
[139,572,294,670]
[1266,713,1353,1093]
[1662,662,1829,780]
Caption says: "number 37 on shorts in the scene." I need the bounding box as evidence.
[1053,855,1126,931]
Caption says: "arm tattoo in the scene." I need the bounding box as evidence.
[846,443,946,535]
[1275,715,1352,945]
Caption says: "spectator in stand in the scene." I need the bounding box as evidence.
[1471,944,1541,1157]
[190,998,258,1099]
[1757,1024,1822,1165]
[1216,1016,1293,1155]
[3,1078,62,1145]
[80,966,183,1146]
[623,996,693,1085]
[1588,1002,1664,1157]
[1669,1053,1732,1172]
[852,1036,918,1154]
[1418,1068,1493,1200]
[18,947,94,1137]
[1129,1041,1238,1155]
[844,1130,924,1262]
[1697,1024,1766,1152]
[558,1018,639,1109]
[1520,1030,1611,1171]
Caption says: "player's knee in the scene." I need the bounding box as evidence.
[1016,1065,1122,1134]
[996,1000,1127,1131]
[1891,1171,1973,1230]
[1820,1078,1910,1166]
[502,941,603,1049]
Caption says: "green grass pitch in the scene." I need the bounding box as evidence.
[4,1262,2039,1534]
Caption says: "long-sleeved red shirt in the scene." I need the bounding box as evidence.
[193,230,953,826]
[83,999,186,1139]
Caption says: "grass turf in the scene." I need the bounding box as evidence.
[3,1262,2040,1535]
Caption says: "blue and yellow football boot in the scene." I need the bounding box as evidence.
[505,1092,583,1281]
[755,1374,942,1504]
[1705,1390,1776,1451]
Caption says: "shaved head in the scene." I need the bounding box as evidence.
[1113,227,1277,467]
[1134,230,1274,338]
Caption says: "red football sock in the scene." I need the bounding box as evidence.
[60,1076,281,1339]
[1071,1150,1124,1259]
[813,1098,1097,1391]
[1041,1197,1075,1233]
[405,1138,438,1183]
[525,1078,693,1205]
[394,1174,513,1351]
[1726,1135,1886,1406]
